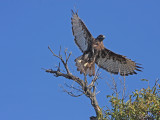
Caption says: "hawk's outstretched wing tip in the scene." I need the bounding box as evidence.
[71,9,94,53]
[71,9,74,15]
[71,9,78,16]
[95,48,143,76]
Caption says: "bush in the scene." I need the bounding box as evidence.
[105,80,160,120]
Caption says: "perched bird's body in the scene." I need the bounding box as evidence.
[71,10,142,76]
[75,35,106,76]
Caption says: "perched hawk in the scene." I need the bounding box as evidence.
[71,10,142,76]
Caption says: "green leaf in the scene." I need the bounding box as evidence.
[141,79,149,82]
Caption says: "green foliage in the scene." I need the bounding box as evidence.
[105,80,160,120]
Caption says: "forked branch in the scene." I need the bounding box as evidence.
[45,46,104,120]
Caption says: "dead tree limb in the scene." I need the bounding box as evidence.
[45,46,104,120]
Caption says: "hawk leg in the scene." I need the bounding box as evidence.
[75,55,95,76]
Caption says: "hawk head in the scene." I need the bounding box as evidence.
[96,34,105,41]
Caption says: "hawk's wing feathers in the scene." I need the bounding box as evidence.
[95,48,142,76]
[71,10,142,76]
[71,10,94,52]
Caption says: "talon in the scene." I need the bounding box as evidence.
[78,60,82,63]
[84,63,88,67]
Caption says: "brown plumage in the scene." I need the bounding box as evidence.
[71,10,142,76]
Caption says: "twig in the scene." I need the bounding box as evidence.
[48,46,71,74]
[59,46,61,57]
[59,83,84,97]
[88,68,101,89]
[46,69,84,87]
[48,46,61,59]
[64,83,84,93]
[63,89,84,97]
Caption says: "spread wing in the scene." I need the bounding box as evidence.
[95,48,142,76]
[71,10,94,52]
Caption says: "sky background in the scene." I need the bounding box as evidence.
[0,0,160,120]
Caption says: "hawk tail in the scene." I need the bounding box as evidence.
[75,56,95,76]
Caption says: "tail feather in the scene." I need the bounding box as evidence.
[75,56,95,76]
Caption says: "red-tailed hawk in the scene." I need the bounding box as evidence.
[71,10,142,76]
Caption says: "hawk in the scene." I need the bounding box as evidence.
[71,10,142,76]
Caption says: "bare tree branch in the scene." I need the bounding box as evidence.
[46,69,84,87]
[88,70,101,89]
[48,46,71,74]
[59,83,84,97]
[64,83,84,93]
[119,76,127,100]
[45,46,104,120]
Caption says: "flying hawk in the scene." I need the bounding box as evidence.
[71,10,142,76]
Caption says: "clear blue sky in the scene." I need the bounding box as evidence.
[0,0,160,120]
